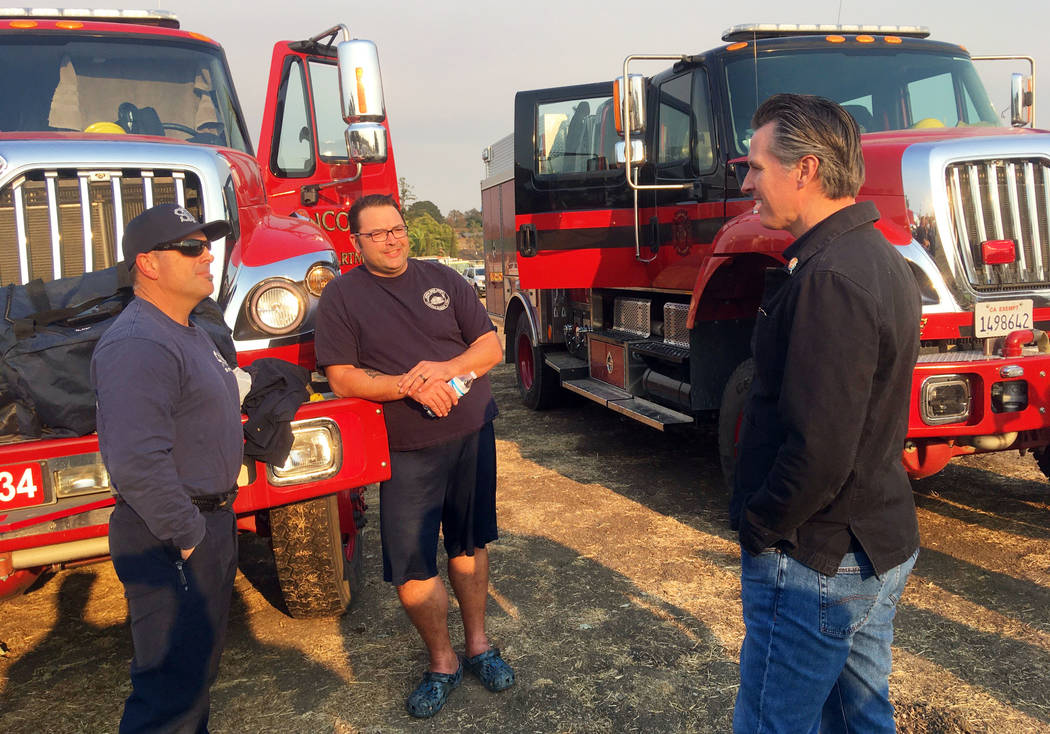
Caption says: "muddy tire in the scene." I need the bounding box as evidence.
[269,493,356,619]
[718,359,754,491]
[513,316,559,410]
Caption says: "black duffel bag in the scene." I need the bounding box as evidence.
[1,267,237,441]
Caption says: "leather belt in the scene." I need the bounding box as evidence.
[191,490,238,512]
[114,488,238,512]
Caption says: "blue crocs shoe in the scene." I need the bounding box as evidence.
[464,647,515,692]
[406,663,462,718]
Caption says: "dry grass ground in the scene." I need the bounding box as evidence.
[2,361,1049,732]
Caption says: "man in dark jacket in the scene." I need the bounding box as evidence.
[93,204,241,734]
[730,95,921,734]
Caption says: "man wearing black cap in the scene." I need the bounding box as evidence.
[91,203,242,734]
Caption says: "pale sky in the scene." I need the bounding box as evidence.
[21,0,1050,214]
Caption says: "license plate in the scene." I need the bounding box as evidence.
[0,461,46,510]
[974,299,1033,338]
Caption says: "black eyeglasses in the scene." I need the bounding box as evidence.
[152,239,211,257]
[354,225,409,243]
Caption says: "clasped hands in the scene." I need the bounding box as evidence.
[397,360,459,418]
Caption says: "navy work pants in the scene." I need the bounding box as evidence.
[109,502,238,734]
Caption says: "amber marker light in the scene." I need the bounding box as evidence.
[727,42,748,51]
[885,36,902,44]
[57,21,84,29]
[188,32,215,44]
[856,35,875,43]
[825,35,845,43]
[356,67,368,115]
[10,20,37,28]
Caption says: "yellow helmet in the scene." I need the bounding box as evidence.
[83,121,127,134]
[912,117,945,129]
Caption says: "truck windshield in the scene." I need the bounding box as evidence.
[0,33,249,152]
[725,47,1000,156]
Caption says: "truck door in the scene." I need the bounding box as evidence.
[514,82,634,289]
[514,70,723,291]
[257,39,398,271]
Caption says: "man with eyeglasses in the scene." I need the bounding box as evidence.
[315,194,513,718]
[92,203,242,733]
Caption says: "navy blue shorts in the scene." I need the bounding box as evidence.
[380,422,498,586]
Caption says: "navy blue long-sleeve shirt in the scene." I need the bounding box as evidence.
[91,298,242,550]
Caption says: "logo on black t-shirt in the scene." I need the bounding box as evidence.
[212,349,233,374]
[423,288,450,311]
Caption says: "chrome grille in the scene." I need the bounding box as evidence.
[945,157,1050,291]
[0,168,203,285]
[663,303,689,347]
[613,298,650,337]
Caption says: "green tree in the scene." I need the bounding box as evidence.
[406,200,442,223]
[406,212,456,257]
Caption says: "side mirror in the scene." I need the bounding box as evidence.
[345,122,388,164]
[615,139,645,165]
[337,39,386,124]
[613,74,645,136]
[1011,72,1033,127]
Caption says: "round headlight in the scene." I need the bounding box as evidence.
[249,281,305,335]
[305,263,337,296]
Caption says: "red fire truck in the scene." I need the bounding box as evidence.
[0,8,397,617]
[483,24,1050,484]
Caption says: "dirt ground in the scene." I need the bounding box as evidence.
[2,360,1050,733]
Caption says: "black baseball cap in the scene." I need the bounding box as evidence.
[122,203,232,269]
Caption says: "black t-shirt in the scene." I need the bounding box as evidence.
[315,259,497,451]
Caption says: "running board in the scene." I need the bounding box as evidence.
[544,352,588,380]
[561,378,694,430]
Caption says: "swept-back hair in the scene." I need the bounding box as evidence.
[752,94,864,199]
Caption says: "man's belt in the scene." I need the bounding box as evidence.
[113,488,238,512]
[191,489,238,512]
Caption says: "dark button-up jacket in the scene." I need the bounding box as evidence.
[730,201,921,576]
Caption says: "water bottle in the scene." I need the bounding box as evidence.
[423,371,477,417]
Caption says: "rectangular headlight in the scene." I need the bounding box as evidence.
[268,418,343,486]
[50,453,111,498]
[920,375,971,425]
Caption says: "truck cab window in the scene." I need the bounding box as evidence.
[0,34,248,150]
[272,57,315,177]
[307,60,349,162]
[657,74,692,168]
[535,95,615,175]
[725,48,1000,156]
[908,73,960,127]
[656,69,716,178]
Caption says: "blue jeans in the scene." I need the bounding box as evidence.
[733,545,918,734]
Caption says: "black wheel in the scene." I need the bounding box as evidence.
[269,493,357,618]
[513,316,558,410]
[718,359,754,491]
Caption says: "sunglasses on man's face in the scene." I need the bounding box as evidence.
[152,239,212,257]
